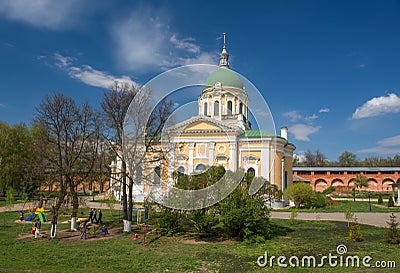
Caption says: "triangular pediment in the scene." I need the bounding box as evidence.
[166,115,243,134]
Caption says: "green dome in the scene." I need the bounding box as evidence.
[204,68,244,89]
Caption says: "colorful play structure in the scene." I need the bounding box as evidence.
[25,207,47,222]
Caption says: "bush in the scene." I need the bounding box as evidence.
[188,208,218,235]
[219,185,271,242]
[311,192,327,208]
[284,183,315,208]
[388,196,395,207]
[322,186,336,195]
[156,207,184,236]
[348,216,362,242]
[377,194,383,205]
[386,213,400,244]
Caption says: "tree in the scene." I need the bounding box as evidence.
[101,82,173,232]
[101,82,137,231]
[35,93,100,237]
[284,182,315,208]
[386,213,400,244]
[338,151,358,167]
[303,149,327,167]
[354,174,368,190]
[348,216,362,242]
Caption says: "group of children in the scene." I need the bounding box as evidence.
[79,208,108,240]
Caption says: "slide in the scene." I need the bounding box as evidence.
[25,212,36,222]
[38,212,47,222]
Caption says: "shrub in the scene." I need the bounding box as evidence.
[156,207,184,236]
[219,185,271,242]
[377,194,383,205]
[188,208,218,235]
[311,192,327,208]
[348,216,362,242]
[386,213,400,244]
[284,183,315,208]
[388,196,395,207]
[322,186,336,195]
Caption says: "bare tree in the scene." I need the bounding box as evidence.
[102,81,173,232]
[101,82,137,231]
[35,93,100,237]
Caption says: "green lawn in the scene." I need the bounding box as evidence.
[1,209,399,272]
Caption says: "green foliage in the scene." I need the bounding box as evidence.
[344,207,354,227]
[354,174,368,190]
[284,182,315,208]
[322,186,336,195]
[388,196,395,207]
[219,184,271,242]
[348,216,363,242]
[188,208,218,235]
[289,211,298,223]
[311,192,327,208]
[5,188,16,206]
[386,213,400,244]
[156,207,184,236]
[377,194,383,205]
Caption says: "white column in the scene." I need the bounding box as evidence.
[208,142,215,166]
[229,142,236,171]
[218,98,222,120]
[260,147,270,179]
[188,142,195,173]
[281,157,285,201]
[168,146,175,186]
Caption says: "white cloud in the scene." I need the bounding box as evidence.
[319,108,330,113]
[283,110,318,122]
[351,93,400,119]
[289,124,320,141]
[170,35,200,54]
[111,8,216,73]
[356,135,400,155]
[0,0,89,30]
[53,53,137,89]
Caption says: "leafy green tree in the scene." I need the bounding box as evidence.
[354,174,368,190]
[284,182,315,208]
[338,151,358,167]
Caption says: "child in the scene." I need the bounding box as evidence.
[101,225,109,235]
[34,219,41,239]
[79,221,87,240]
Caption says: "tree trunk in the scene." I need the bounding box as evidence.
[69,179,79,231]
[121,160,129,232]
[50,192,65,239]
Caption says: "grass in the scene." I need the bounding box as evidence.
[1,208,399,272]
[278,200,400,213]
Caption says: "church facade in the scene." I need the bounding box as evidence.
[110,35,296,203]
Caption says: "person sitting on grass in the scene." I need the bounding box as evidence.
[101,225,109,235]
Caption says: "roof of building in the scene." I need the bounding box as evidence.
[204,67,244,89]
[239,130,275,138]
[293,174,310,183]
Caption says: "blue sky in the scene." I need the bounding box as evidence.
[1,0,400,161]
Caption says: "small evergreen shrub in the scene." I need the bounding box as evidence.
[388,196,395,207]
[311,192,327,208]
[348,216,362,242]
[322,186,336,195]
[386,213,400,244]
[377,194,383,205]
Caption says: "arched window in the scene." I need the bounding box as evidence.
[247,167,255,177]
[154,166,161,184]
[195,163,206,172]
[177,166,185,174]
[227,101,232,115]
[203,102,208,116]
[214,101,219,116]
[239,102,243,114]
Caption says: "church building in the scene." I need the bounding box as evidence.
[110,34,296,204]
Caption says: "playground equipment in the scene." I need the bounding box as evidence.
[25,207,47,222]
